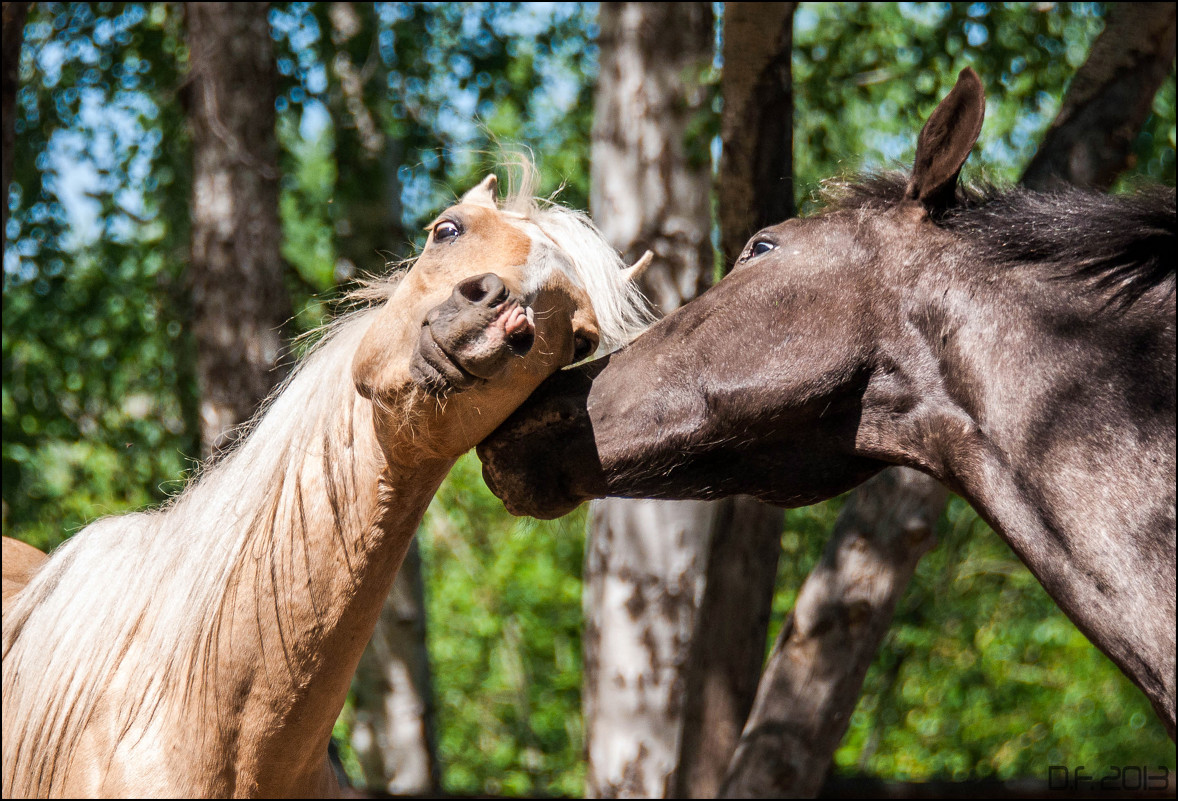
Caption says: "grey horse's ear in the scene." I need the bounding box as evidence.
[621,250,654,284]
[906,67,985,212]
[461,175,499,210]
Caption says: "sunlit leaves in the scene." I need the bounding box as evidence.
[831,498,1173,779]
[791,1,1175,209]
[421,453,589,797]
[4,2,194,550]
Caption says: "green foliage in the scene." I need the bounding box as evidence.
[421,454,589,797]
[768,496,846,645]
[835,498,1174,778]
[3,2,197,548]
[1115,61,1177,192]
[768,493,1176,778]
[277,113,340,335]
[792,2,1175,212]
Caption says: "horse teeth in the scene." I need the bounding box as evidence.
[525,306,534,326]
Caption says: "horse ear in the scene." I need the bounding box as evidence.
[906,67,985,212]
[461,174,499,209]
[621,250,654,284]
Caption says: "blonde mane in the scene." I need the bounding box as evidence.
[499,162,653,351]
[2,172,651,796]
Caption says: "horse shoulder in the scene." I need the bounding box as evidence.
[2,536,48,608]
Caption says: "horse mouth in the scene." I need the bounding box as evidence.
[501,303,536,356]
[411,325,482,396]
[410,299,536,396]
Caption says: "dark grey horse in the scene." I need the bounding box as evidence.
[477,69,1177,736]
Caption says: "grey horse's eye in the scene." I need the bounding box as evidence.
[434,221,461,242]
[751,240,775,256]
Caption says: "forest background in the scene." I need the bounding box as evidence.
[3,2,1175,797]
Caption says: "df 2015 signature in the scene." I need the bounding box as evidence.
[1049,765,1171,791]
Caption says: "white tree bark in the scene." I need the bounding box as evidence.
[583,500,718,797]
[584,4,717,797]
[589,2,713,318]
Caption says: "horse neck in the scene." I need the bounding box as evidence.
[196,327,454,791]
[864,266,1176,734]
[235,465,450,795]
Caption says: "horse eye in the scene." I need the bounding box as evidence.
[751,240,776,256]
[434,221,461,242]
[573,333,596,362]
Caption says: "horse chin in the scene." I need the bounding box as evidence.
[409,325,483,397]
[410,301,537,397]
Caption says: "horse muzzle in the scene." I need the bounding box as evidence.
[476,357,611,518]
[410,272,536,396]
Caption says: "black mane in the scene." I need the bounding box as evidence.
[827,172,1176,308]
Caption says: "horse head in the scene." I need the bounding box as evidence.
[353,173,652,460]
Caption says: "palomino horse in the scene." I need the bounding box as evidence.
[479,69,1176,736]
[1,172,652,797]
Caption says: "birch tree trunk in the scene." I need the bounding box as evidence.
[187,3,291,458]
[319,5,438,794]
[589,3,713,318]
[584,4,716,797]
[667,6,799,796]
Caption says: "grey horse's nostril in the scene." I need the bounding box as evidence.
[456,273,509,307]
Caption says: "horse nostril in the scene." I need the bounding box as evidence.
[456,273,509,307]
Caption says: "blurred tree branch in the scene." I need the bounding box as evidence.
[1023,2,1176,190]
[2,2,31,233]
